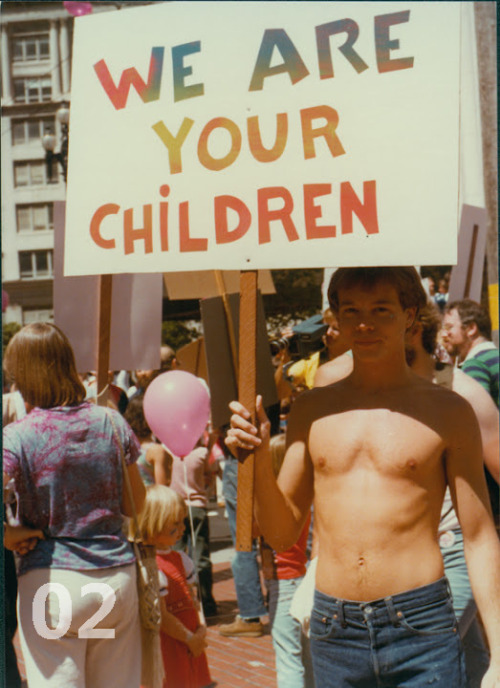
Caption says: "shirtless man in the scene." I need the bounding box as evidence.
[315,298,499,686]
[227,267,500,688]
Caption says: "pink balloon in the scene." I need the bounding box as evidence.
[143,371,210,457]
[63,2,93,16]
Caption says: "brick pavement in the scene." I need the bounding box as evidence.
[206,560,277,688]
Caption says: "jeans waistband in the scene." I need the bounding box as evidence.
[313,577,451,625]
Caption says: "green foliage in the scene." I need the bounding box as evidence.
[264,269,323,331]
[2,322,21,356]
[161,320,199,351]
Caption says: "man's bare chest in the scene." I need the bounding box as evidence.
[307,407,446,478]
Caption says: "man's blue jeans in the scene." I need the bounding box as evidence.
[222,457,267,619]
[310,577,466,687]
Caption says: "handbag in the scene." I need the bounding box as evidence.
[109,411,164,688]
[132,540,162,632]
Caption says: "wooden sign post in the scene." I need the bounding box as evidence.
[236,271,258,551]
[96,274,112,407]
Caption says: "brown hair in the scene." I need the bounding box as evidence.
[160,345,177,371]
[3,322,86,408]
[123,394,151,440]
[417,301,443,355]
[446,299,492,340]
[328,267,427,315]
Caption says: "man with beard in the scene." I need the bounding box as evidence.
[442,299,499,406]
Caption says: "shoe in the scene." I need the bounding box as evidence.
[218,615,263,637]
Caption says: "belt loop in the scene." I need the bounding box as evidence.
[445,576,453,602]
[385,596,401,627]
[337,600,348,628]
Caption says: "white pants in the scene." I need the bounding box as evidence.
[17,564,141,688]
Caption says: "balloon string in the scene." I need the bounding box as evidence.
[183,456,206,626]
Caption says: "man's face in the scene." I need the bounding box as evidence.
[441,309,469,360]
[337,282,415,361]
[323,313,345,360]
[134,369,155,389]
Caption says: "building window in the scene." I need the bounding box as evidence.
[13,76,52,104]
[23,309,54,324]
[14,159,58,187]
[19,250,54,279]
[11,33,50,62]
[12,117,55,146]
[16,203,54,233]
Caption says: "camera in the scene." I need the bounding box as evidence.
[269,314,328,360]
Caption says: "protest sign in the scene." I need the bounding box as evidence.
[201,291,278,429]
[53,202,163,373]
[164,269,275,300]
[65,1,461,276]
[448,204,488,304]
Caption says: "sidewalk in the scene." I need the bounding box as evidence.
[13,506,278,687]
[200,505,278,687]
[206,560,277,687]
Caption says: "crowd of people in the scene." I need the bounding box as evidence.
[3,266,499,688]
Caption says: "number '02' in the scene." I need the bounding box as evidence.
[32,582,117,640]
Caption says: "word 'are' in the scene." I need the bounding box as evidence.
[94,11,414,110]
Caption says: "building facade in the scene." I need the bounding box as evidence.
[1,1,151,326]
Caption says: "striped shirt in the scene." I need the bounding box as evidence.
[460,341,499,407]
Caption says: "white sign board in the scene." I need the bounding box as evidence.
[65,1,460,276]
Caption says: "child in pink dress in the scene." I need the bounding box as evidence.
[137,485,212,688]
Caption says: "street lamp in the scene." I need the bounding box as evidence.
[42,102,70,183]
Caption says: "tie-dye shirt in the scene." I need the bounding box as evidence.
[3,402,141,576]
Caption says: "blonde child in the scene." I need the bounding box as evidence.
[136,485,212,688]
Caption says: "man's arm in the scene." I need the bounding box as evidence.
[453,368,499,483]
[227,394,314,551]
[446,397,500,685]
[3,523,44,555]
[147,444,173,486]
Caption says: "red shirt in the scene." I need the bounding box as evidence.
[275,515,310,579]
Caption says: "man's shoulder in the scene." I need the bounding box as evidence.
[461,349,498,382]
[313,352,353,387]
[404,374,473,428]
[466,341,499,365]
[287,380,348,426]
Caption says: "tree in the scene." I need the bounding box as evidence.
[161,320,199,351]
[264,269,323,334]
[3,322,21,356]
